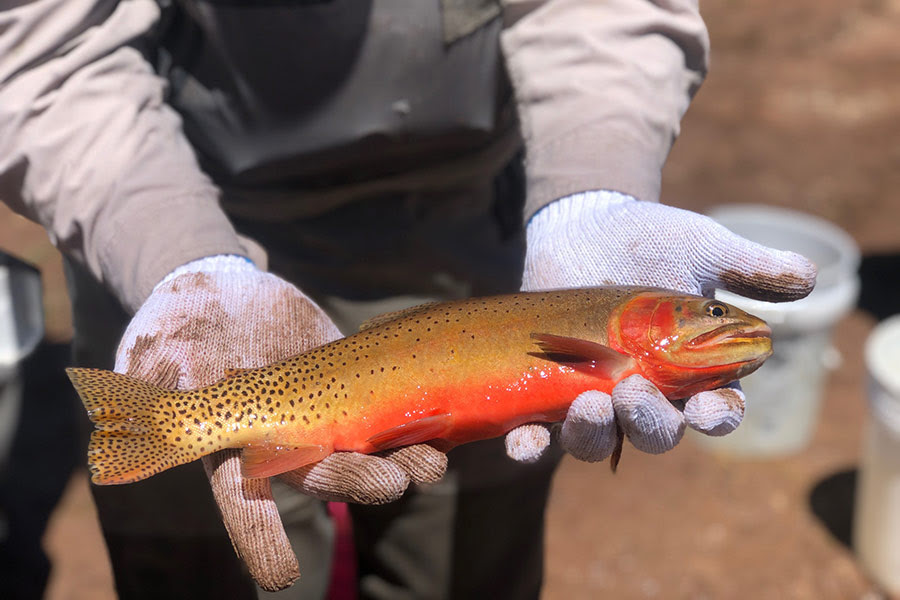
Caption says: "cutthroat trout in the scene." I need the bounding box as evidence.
[67,287,772,485]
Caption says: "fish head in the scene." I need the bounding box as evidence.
[609,291,772,399]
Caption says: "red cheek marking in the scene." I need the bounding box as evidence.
[609,296,716,398]
[609,295,660,359]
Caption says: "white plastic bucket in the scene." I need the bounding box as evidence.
[692,204,860,456]
[0,252,43,371]
[853,315,900,594]
[0,252,43,470]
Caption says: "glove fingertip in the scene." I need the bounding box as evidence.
[379,444,448,484]
[612,375,685,454]
[560,390,618,463]
[203,451,301,592]
[709,229,818,302]
[280,453,410,505]
[505,424,550,463]
[684,385,745,437]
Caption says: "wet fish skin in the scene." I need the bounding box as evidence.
[66,286,772,485]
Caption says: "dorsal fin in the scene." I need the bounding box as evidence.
[223,367,253,379]
[358,302,440,331]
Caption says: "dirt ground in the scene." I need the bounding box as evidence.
[2,0,899,597]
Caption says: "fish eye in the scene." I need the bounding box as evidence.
[705,302,728,318]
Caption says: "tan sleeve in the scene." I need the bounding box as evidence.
[501,0,709,218]
[0,0,248,313]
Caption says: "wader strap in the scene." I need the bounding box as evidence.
[441,0,501,43]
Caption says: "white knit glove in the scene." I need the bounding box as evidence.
[506,191,817,464]
[114,256,447,591]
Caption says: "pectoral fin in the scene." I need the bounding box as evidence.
[610,422,624,473]
[531,333,634,379]
[241,442,330,478]
[366,413,453,450]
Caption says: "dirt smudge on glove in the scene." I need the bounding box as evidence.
[713,387,745,416]
[167,272,218,295]
[144,358,181,390]
[249,286,342,367]
[172,316,222,342]
[719,269,816,302]
[125,334,182,389]
[126,333,160,373]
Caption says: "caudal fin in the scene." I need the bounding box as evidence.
[66,368,193,485]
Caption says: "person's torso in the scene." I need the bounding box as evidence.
[155,0,515,200]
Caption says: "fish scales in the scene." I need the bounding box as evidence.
[67,287,773,484]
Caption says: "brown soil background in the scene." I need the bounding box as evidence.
[2,0,899,597]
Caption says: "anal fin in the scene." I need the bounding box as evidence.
[366,413,453,451]
[242,442,330,478]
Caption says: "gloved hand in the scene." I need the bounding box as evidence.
[114,255,447,591]
[505,191,817,465]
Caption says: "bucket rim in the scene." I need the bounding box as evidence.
[866,314,900,401]
[706,203,861,276]
[708,203,860,332]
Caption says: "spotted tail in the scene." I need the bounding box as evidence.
[66,368,198,485]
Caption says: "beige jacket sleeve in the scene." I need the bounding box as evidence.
[0,0,248,313]
[501,0,709,217]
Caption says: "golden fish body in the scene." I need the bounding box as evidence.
[67,287,772,484]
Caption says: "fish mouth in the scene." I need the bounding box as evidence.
[735,346,774,376]
[687,322,772,348]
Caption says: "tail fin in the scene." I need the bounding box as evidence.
[66,368,193,485]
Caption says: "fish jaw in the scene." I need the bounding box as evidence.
[626,338,772,399]
[608,292,774,399]
[638,358,765,399]
[685,321,773,351]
